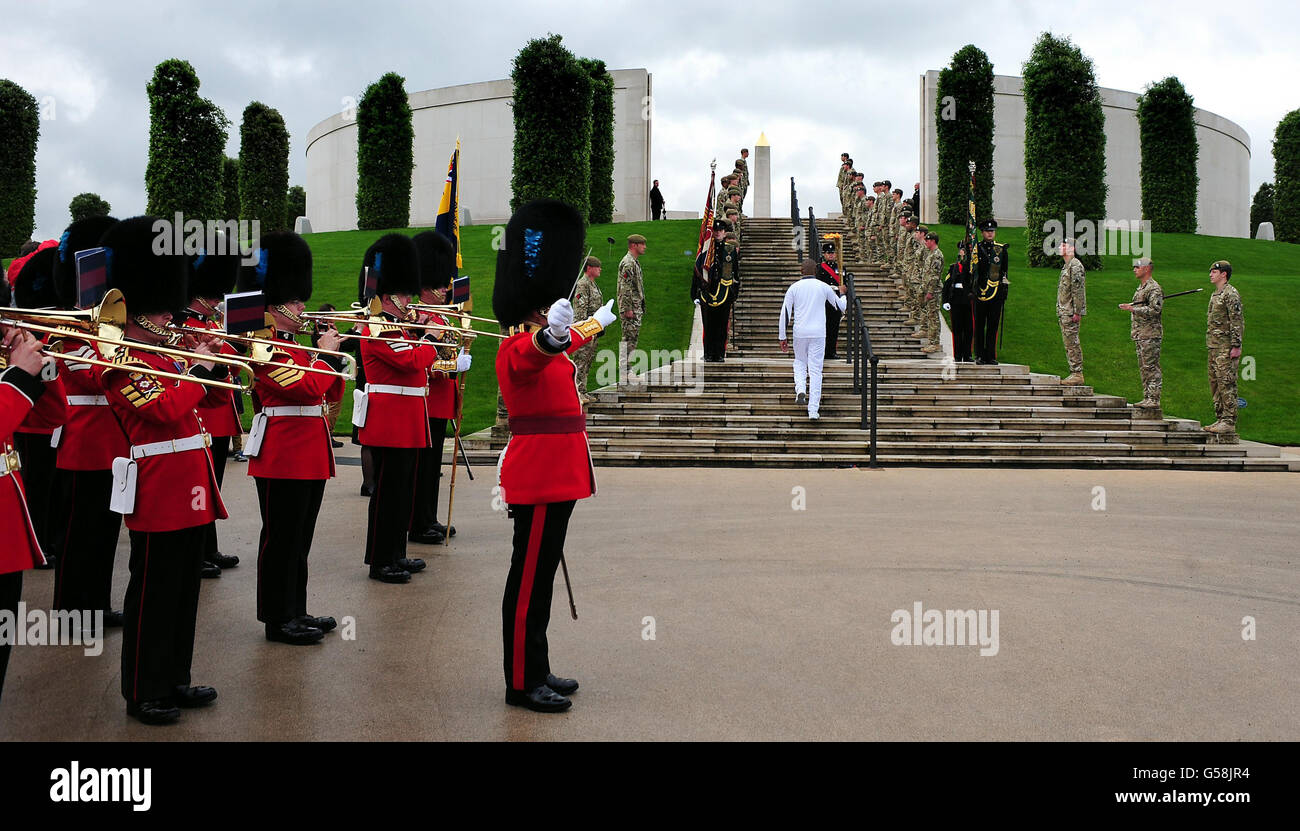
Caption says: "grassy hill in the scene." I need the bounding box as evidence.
[926,224,1298,445]
[300,219,703,435]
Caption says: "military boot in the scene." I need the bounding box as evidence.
[1061,372,1085,386]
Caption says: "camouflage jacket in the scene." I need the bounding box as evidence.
[573,275,604,322]
[923,247,945,295]
[1129,278,1163,341]
[1057,257,1087,316]
[617,252,644,316]
[1206,283,1244,349]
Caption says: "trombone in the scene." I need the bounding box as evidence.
[170,314,357,380]
[300,309,508,341]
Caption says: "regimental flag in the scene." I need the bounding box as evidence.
[967,161,979,269]
[223,290,267,335]
[435,139,462,270]
[696,166,717,266]
[75,247,108,309]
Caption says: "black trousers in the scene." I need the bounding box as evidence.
[364,446,419,568]
[51,468,122,614]
[0,570,21,703]
[255,477,326,625]
[825,306,842,358]
[202,436,231,563]
[121,526,205,704]
[973,301,1004,363]
[14,433,56,553]
[702,303,731,360]
[410,418,448,533]
[501,500,576,692]
[951,299,975,361]
[652,206,663,220]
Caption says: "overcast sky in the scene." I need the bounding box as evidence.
[2,0,1292,241]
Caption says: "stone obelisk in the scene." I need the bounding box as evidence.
[753,132,771,218]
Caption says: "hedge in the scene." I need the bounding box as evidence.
[355,72,413,230]
[510,34,592,220]
[145,59,229,222]
[69,193,111,223]
[1249,182,1274,239]
[222,156,240,220]
[582,58,616,224]
[935,45,994,225]
[0,79,39,258]
[238,101,290,231]
[287,185,306,226]
[1136,76,1197,233]
[1274,109,1300,244]
[1022,33,1107,269]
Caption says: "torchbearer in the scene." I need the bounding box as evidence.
[494,199,616,713]
[779,260,847,420]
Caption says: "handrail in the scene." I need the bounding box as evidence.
[790,177,802,264]
[843,270,880,468]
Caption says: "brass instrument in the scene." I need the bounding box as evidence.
[170,314,357,381]
[300,309,507,341]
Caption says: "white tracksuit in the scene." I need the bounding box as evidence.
[779,277,847,417]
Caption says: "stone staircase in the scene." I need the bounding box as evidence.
[464,216,1294,471]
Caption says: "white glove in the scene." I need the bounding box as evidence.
[694,299,701,306]
[547,298,574,340]
[594,299,616,328]
[455,351,472,373]
[942,303,951,311]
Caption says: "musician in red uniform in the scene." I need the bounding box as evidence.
[182,239,244,577]
[409,230,468,545]
[355,234,444,583]
[10,241,64,565]
[237,231,346,644]
[0,325,61,702]
[48,215,128,626]
[494,200,616,713]
[99,217,230,725]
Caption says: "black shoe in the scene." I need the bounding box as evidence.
[396,557,426,573]
[104,610,124,628]
[294,614,337,633]
[200,563,222,579]
[796,392,807,405]
[173,685,218,708]
[974,358,986,365]
[360,485,374,497]
[209,552,239,569]
[427,521,456,538]
[408,529,445,545]
[331,439,344,448]
[369,566,411,584]
[546,674,579,696]
[986,359,999,366]
[505,685,572,713]
[266,621,324,645]
[127,699,181,725]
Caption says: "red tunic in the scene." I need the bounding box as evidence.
[101,347,229,533]
[180,312,243,439]
[496,326,596,505]
[53,337,129,471]
[357,317,438,449]
[247,334,344,480]
[15,334,67,436]
[417,311,460,420]
[1,368,49,574]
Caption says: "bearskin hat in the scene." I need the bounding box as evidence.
[492,199,584,328]
[412,230,455,292]
[236,231,312,306]
[13,243,60,309]
[187,232,242,302]
[357,233,420,303]
[54,216,118,308]
[99,217,188,316]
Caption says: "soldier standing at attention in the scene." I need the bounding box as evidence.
[838,158,852,217]
[971,220,1009,365]
[1203,260,1244,434]
[1057,238,1087,385]
[571,256,604,406]
[1117,257,1163,409]
[616,234,646,386]
[919,232,945,353]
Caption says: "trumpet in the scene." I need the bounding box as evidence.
[170,316,357,381]
[301,310,508,341]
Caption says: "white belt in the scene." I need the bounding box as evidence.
[262,405,327,417]
[67,395,109,406]
[365,383,427,397]
[130,432,212,460]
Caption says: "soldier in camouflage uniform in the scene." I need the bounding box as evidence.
[891,212,915,300]
[1203,260,1245,434]
[735,157,749,201]
[919,231,945,352]
[856,190,872,262]
[727,188,743,238]
[1056,238,1087,385]
[715,176,733,218]
[617,233,647,386]
[1118,257,1163,408]
[837,155,851,216]
[904,223,928,324]
[571,255,605,404]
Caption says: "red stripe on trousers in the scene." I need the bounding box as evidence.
[132,533,150,702]
[512,505,548,690]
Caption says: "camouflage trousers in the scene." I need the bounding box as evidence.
[1134,338,1162,403]
[904,271,922,317]
[920,293,941,346]
[619,315,642,384]
[1208,348,1240,426]
[1058,313,1083,374]
[573,341,598,397]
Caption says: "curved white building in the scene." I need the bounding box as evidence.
[918,72,1251,237]
[305,69,652,232]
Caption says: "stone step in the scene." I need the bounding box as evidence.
[583,438,1247,458]
[584,426,1208,444]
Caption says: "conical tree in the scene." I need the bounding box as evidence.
[356,72,414,230]
[0,79,40,258]
[935,45,994,225]
[510,34,593,220]
[239,101,291,231]
[1136,76,1198,233]
[145,59,229,221]
[1274,110,1300,243]
[582,57,615,224]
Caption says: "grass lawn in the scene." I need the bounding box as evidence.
[292,218,703,436]
[927,224,1299,445]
